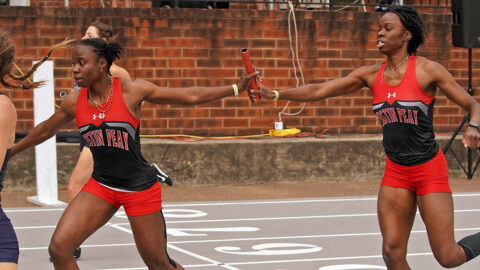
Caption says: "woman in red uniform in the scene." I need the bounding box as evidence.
[68,21,132,205]
[254,6,480,270]
[10,38,256,270]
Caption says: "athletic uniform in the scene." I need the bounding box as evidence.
[372,55,451,195]
[74,81,89,151]
[76,77,161,215]
[0,146,19,263]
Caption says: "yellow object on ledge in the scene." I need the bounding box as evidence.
[269,128,301,137]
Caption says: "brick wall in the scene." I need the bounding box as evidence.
[31,0,151,8]
[1,6,478,136]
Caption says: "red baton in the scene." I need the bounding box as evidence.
[240,48,260,101]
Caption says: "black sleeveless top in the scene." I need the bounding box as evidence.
[0,92,12,201]
[0,149,10,192]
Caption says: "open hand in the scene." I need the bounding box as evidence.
[462,125,480,148]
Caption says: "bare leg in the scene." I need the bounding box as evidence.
[67,147,93,202]
[378,186,417,270]
[0,263,17,270]
[49,192,117,270]
[417,192,466,268]
[129,210,184,270]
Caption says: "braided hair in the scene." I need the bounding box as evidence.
[386,6,425,55]
[0,33,75,90]
[79,38,122,76]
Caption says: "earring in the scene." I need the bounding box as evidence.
[100,67,104,72]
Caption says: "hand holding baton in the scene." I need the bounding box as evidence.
[240,48,261,101]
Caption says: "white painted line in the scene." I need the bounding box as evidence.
[168,227,480,244]
[104,208,480,226]
[162,193,480,208]
[92,252,435,269]
[208,252,434,267]
[4,192,480,213]
[168,244,240,270]
[4,208,65,213]
[20,243,136,251]
[163,197,378,207]
[12,208,480,230]
[19,227,480,251]
[109,223,133,234]
[14,225,56,230]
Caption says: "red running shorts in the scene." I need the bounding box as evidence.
[382,149,451,195]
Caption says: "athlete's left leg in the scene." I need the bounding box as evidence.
[417,192,467,268]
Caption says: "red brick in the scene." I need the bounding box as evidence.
[169,59,195,68]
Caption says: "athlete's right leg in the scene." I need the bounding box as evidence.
[378,185,417,270]
[128,210,184,270]
[49,191,117,270]
[67,147,93,202]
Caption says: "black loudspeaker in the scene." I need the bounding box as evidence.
[452,0,480,48]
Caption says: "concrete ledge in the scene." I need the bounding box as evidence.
[3,135,474,190]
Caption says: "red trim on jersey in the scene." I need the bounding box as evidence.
[372,56,434,106]
[75,77,139,129]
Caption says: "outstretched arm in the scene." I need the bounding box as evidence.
[255,66,372,102]
[10,94,76,157]
[126,71,258,106]
[428,61,480,148]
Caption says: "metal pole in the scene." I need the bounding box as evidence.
[467,48,473,178]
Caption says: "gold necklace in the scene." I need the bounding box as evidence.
[88,76,113,119]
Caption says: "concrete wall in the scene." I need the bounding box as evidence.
[3,136,473,190]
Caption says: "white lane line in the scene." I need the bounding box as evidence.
[4,208,65,213]
[106,208,480,226]
[14,225,57,230]
[163,197,378,207]
[20,243,136,251]
[19,226,480,251]
[106,222,238,270]
[91,252,434,269]
[168,244,240,270]
[197,252,434,267]
[4,192,480,213]
[169,227,480,244]
[12,208,480,230]
[163,193,480,207]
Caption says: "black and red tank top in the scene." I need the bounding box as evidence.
[0,92,10,194]
[372,55,438,166]
[75,77,156,191]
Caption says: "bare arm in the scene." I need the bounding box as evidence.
[10,93,76,157]
[256,66,374,102]
[425,60,480,148]
[0,95,16,166]
[124,71,258,107]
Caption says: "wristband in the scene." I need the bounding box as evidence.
[232,84,239,96]
[468,122,480,132]
[273,90,279,101]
